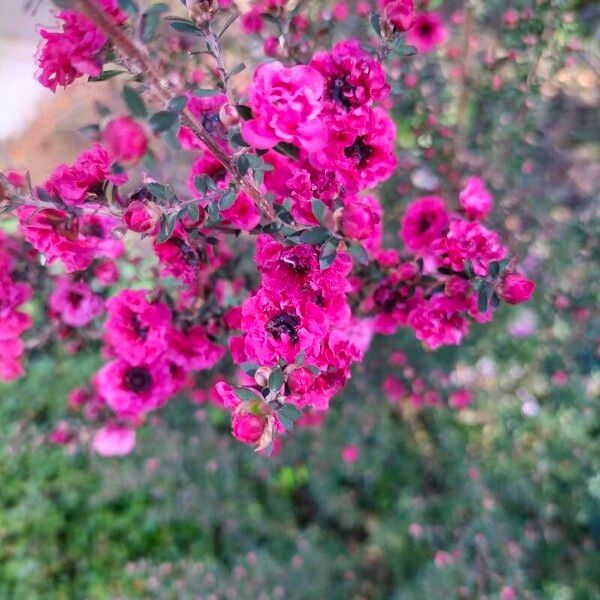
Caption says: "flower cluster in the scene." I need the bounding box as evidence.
[36,0,126,92]
[0,231,32,381]
[0,1,537,456]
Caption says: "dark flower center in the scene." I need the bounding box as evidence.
[202,113,223,135]
[131,314,149,340]
[373,282,400,314]
[124,366,152,393]
[80,221,105,238]
[172,237,202,266]
[329,77,354,110]
[266,313,300,344]
[68,291,83,307]
[344,137,372,167]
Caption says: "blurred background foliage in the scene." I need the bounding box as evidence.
[0,0,599,598]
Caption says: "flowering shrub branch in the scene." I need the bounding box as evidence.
[0,0,538,456]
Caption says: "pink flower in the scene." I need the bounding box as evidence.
[167,326,225,371]
[341,444,360,463]
[400,196,449,251]
[380,0,415,32]
[44,144,127,206]
[312,107,396,192]
[178,93,228,150]
[459,177,493,220]
[432,219,506,276]
[123,199,161,235]
[242,62,327,153]
[407,11,448,53]
[102,117,148,164]
[104,289,171,364]
[287,366,316,395]
[498,272,535,304]
[92,424,137,457]
[449,388,473,409]
[231,411,267,445]
[96,358,176,417]
[310,39,390,121]
[340,195,382,242]
[49,276,103,327]
[408,294,470,349]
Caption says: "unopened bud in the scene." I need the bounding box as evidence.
[219,103,240,128]
[254,366,272,388]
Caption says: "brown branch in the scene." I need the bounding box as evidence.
[73,0,275,221]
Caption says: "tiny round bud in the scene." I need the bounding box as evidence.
[219,103,240,127]
[254,366,272,388]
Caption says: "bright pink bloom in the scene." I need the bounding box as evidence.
[340,195,382,242]
[407,12,448,53]
[380,0,415,32]
[449,388,473,409]
[49,276,103,327]
[432,219,506,276]
[459,177,493,220]
[400,196,449,251]
[167,326,225,371]
[102,117,147,164]
[498,272,535,304]
[104,289,171,364]
[44,144,127,205]
[242,62,327,153]
[341,445,360,462]
[123,200,161,235]
[92,424,136,457]
[287,366,316,395]
[96,358,176,417]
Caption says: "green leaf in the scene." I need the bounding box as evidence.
[145,2,169,14]
[122,85,147,118]
[268,366,283,391]
[147,182,168,198]
[311,199,327,224]
[168,95,188,113]
[156,213,177,243]
[273,142,299,161]
[348,244,369,265]
[464,260,473,278]
[278,416,294,432]
[370,12,381,37]
[298,227,331,245]
[118,0,138,17]
[193,88,221,97]
[186,202,200,223]
[236,105,252,120]
[149,111,179,133]
[219,188,237,210]
[194,175,217,195]
[228,63,246,77]
[278,404,302,421]
[237,155,250,176]
[234,387,260,402]
[477,287,489,313]
[295,350,305,366]
[488,261,500,278]
[319,250,337,270]
[88,69,125,82]
[240,363,259,377]
[167,18,203,35]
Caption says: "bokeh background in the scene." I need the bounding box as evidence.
[0,1,599,598]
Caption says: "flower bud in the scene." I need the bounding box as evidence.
[231,411,268,445]
[287,366,315,395]
[498,272,535,304]
[381,0,415,33]
[219,103,240,127]
[254,366,272,388]
[123,200,162,235]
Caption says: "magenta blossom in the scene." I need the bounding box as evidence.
[498,272,535,304]
[400,196,449,252]
[102,117,148,164]
[92,424,137,457]
[459,177,493,220]
[242,62,327,153]
[49,276,103,327]
[407,11,448,53]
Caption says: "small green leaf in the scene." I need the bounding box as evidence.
[168,18,203,35]
[234,387,260,402]
[295,350,305,365]
[147,182,168,198]
[348,244,369,265]
[236,105,252,120]
[168,95,188,113]
[268,366,283,391]
[273,141,299,160]
[228,63,246,77]
[149,111,179,134]
[311,198,327,224]
[298,227,331,245]
[88,69,125,82]
[319,250,337,270]
[122,85,147,118]
[156,213,177,243]
[278,416,294,432]
[118,0,138,16]
[477,287,489,313]
[219,188,237,210]
[194,88,221,97]
[370,12,381,37]
[240,362,259,377]
[278,404,302,421]
[488,261,500,278]
[464,260,473,278]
